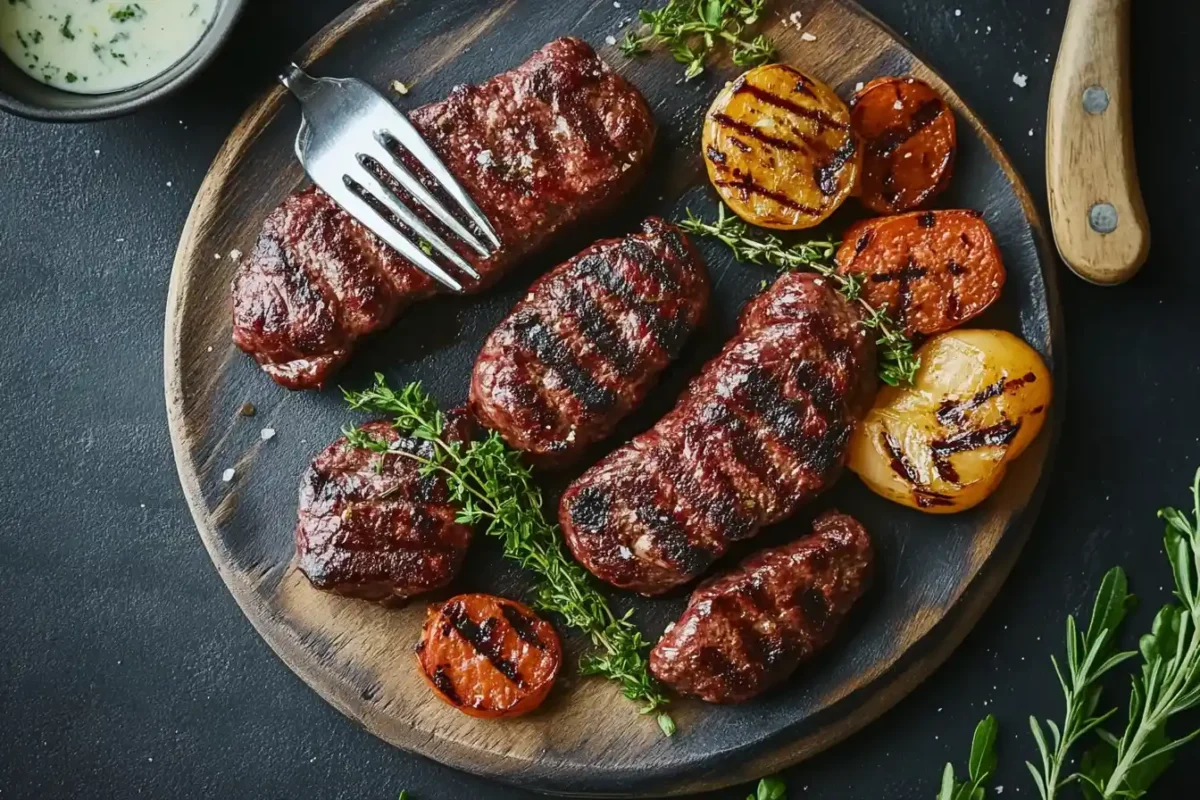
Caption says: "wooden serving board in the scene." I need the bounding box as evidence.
[165,0,1063,795]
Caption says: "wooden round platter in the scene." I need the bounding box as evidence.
[164,0,1064,795]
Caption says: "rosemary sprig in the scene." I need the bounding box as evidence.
[620,0,774,80]
[1026,567,1137,799]
[939,715,999,800]
[341,376,674,734]
[1078,468,1200,798]
[679,205,921,386]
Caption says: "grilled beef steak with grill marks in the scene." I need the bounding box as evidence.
[559,272,876,595]
[649,510,873,703]
[295,414,473,603]
[232,37,657,389]
[470,218,710,467]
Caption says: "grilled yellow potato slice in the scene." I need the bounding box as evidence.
[702,64,860,229]
[848,329,1052,513]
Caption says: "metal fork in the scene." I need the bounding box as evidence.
[280,64,501,293]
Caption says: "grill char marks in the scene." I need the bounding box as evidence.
[560,272,876,596]
[294,415,475,604]
[232,37,657,390]
[470,218,710,467]
[650,511,874,703]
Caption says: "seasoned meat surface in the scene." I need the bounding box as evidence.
[470,218,710,467]
[649,511,873,703]
[559,272,876,595]
[295,415,473,603]
[233,37,657,389]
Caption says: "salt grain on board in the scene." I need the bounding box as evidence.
[1013,72,1028,87]
[801,32,817,42]
[222,468,235,483]
[605,35,616,45]
[261,428,276,441]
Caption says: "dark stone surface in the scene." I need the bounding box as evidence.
[0,1,1196,798]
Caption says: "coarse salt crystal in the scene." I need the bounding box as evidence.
[893,99,904,110]
[904,152,913,158]
[787,11,803,28]
[605,35,617,45]
[166,181,173,187]
[1028,128,1034,136]
[475,149,494,167]
[954,8,961,16]
[1013,72,1028,87]
[94,149,101,156]
[801,32,817,42]
[855,81,864,91]
[613,1,621,6]
[222,468,235,483]
[229,249,242,261]
[390,80,409,95]
[261,428,276,441]
[213,253,221,260]
[618,545,633,559]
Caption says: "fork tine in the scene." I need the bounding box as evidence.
[367,133,493,258]
[350,146,482,281]
[384,115,503,251]
[319,178,465,293]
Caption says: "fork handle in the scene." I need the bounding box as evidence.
[280,63,321,101]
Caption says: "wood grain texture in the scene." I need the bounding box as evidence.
[164,0,1064,796]
[1046,0,1149,285]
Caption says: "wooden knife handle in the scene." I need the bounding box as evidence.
[1046,0,1149,285]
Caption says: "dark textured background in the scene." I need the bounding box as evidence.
[1,1,1196,797]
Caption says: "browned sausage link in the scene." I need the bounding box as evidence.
[469,218,710,467]
[559,272,876,596]
[649,511,874,703]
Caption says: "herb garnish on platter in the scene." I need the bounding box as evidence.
[341,377,674,734]
[620,0,774,80]
[679,204,921,386]
[941,469,1200,798]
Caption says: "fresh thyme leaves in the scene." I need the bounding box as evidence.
[679,204,921,386]
[938,715,999,800]
[1027,567,1137,800]
[620,0,774,81]
[1077,468,1200,799]
[341,376,673,732]
[746,775,786,800]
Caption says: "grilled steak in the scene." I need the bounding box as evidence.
[470,218,710,467]
[559,272,876,595]
[295,415,473,603]
[649,510,873,703]
[233,37,657,389]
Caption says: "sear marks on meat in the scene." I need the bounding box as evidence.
[469,218,710,467]
[295,414,473,604]
[559,272,876,595]
[232,37,657,390]
[649,510,874,703]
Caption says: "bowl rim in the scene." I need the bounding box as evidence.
[0,0,247,123]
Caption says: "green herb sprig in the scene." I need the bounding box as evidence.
[341,376,673,734]
[620,0,774,80]
[746,776,786,800]
[679,204,921,386]
[939,715,999,800]
[1079,468,1200,798]
[1027,568,1137,800]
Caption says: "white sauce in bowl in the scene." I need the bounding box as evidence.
[0,1,218,94]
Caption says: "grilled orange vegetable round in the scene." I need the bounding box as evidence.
[851,76,956,213]
[702,64,860,230]
[836,210,1005,337]
[848,329,1051,513]
[417,593,562,718]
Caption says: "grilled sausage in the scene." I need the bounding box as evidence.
[233,37,657,389]
[649,511,873,703]
[294,415,473,603]
[559,272,876,595]
[417,594,562,718]
[470,218,710,467]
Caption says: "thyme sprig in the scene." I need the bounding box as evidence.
[341,377,673,734]
[679,205,921,386]
[620,0,774,80]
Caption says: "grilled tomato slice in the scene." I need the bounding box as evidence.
[417,593,562,718]
[851,76,957,213]
[848,329,1051,513]
[702,64,859,229]
[836,210,1005,337]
